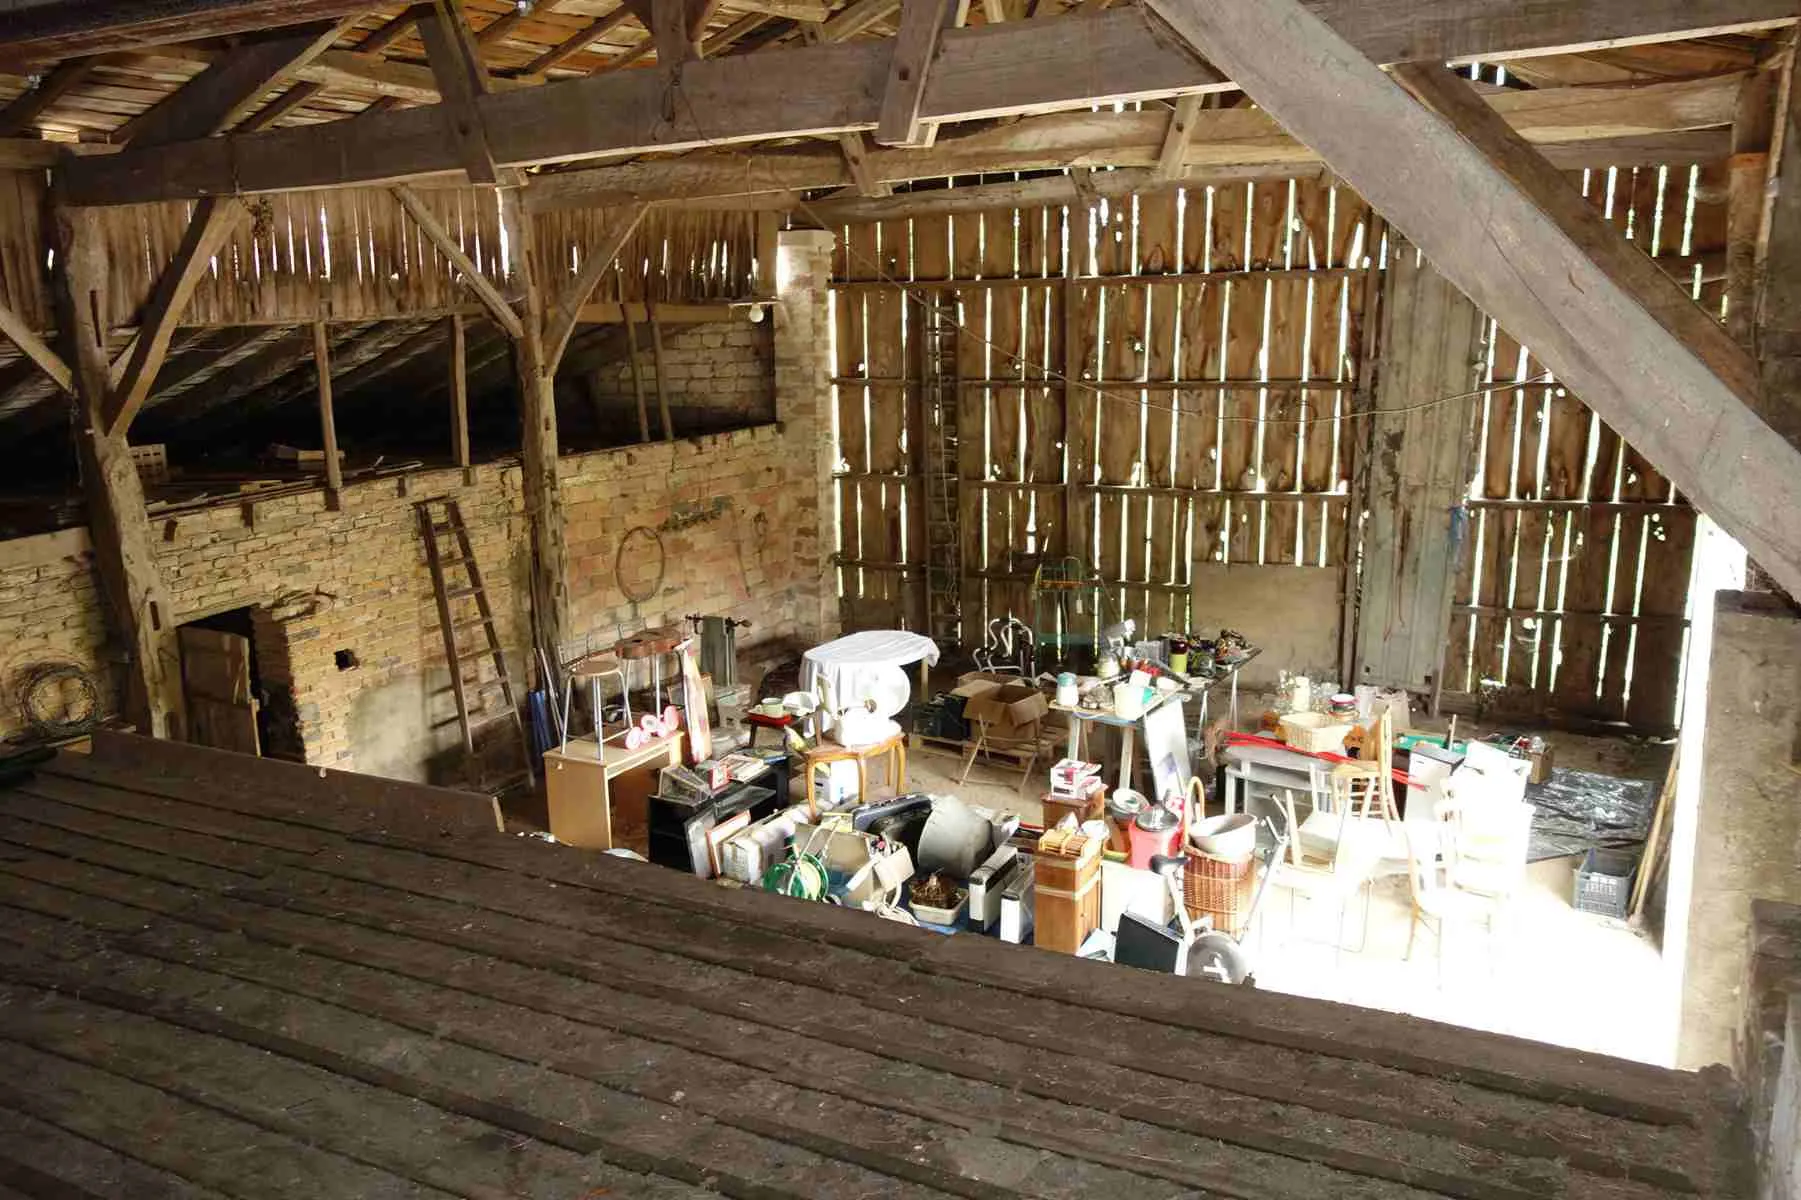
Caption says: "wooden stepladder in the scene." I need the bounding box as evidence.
[416,497,533,786]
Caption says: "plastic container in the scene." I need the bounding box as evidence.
[909,886,968,926]
[1128,804,1182,869]
[1573,848,1637,918]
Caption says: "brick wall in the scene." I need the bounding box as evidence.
[0,425,822,781]
[579,320,774,437]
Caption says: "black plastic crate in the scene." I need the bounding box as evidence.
[1573,847,1638,918]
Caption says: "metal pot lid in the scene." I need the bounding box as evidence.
[1133,804,1179,832]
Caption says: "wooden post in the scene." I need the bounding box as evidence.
[648,307,675,441]
[622,307,652,443]
[1727,68,1778,347]
[312,321,343,509]
[448,312,473,484]
[51,205,187,741]
[498,187,569,662]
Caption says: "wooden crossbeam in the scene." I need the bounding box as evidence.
[392,186,525,339]
[701,12,773,56]
[115,20,351,147]
[526,73,1743,210]
[1141,0,1801,598]
[56,0,1800,206]
[449,314,471,480]
[0,300,73,394]
[875,0,963,147]
[105,197,249,437]
[541,203,651,372]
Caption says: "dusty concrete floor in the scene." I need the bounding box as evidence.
[905,679,1678,1066]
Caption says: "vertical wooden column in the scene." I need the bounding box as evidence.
[312,321,343,509]
[52,205,187,739]
[499,187,569,661]
[448,313,474,485]
[1754,42,1801,454]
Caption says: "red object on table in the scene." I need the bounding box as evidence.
[1223,731,1412,790]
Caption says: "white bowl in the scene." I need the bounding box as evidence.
[1189,812,1257,862]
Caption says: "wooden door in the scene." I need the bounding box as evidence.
[179,627,261,756]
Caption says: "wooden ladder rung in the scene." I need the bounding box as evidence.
[451,616,493,634]
[457,646,494,663]
[446,585,480,599]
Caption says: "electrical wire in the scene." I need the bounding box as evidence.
[652,72,1556,428]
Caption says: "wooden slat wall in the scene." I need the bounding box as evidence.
[0,175,758,332]
[830,177,1372,646]
[1442,159,1714,732]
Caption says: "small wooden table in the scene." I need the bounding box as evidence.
[543,731,684,852]
[800,729,907,816]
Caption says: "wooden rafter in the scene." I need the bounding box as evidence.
[114,20,352,147]
[0,61,96,138]
[875,0,963,148]
[421,0,500,184]
[61,1,1795,207]
[358,4,434,56]
[391,186,525,338]
[1140,0,1801,597]
[0,0,377,67]
[520,6,637,75]
[541,203,652,372]
[234,81,326,133]
[0,300,73,394]
[105,197,249,437]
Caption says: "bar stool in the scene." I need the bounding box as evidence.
[561,650,628,755]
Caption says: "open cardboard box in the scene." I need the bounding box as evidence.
[952,674,1050,738]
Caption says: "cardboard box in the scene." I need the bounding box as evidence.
[954,677,1050,736]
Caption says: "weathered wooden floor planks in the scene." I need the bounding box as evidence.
[0,733,1752,1199]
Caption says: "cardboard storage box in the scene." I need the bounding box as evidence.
[953,676,1050,737]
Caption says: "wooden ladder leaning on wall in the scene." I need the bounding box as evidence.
[415,497,535,788]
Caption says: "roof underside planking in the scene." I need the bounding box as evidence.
[0,730,1756,1198]
[0,0,1798,593]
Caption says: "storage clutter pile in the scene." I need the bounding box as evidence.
[568,622,1574,985]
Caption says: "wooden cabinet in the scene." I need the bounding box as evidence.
[542,733,684,853]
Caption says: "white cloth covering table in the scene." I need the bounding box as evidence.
[800,630,940,733]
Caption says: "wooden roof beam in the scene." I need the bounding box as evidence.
[527,72,1744,210]
[520,6,637,75]
[1140,0,1801,597]
[0,0,378,68]
[113,19,353,147]
[0,61,97,139]
[874,0,963,147]
[56,1,1800,206]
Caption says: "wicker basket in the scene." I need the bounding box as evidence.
[1184,850,1257,938]
[1279,711,1352,753]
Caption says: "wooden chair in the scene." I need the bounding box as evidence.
[801,727,907,816]
[1268,769,1379,966]
[1403,795,1533,981]
[1334,708,1399,829]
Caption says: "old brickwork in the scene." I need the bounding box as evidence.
[0,426,822,780]
[0,232,839,784]
[580,320,774,436]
